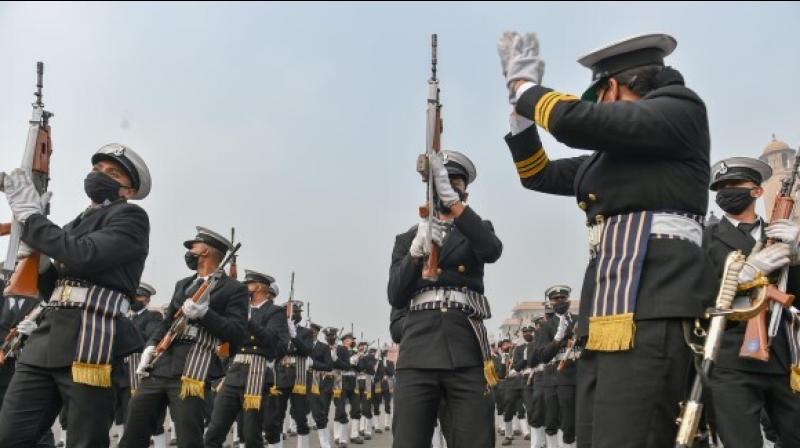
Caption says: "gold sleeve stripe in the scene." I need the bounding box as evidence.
[533,92,559,126]
[515,149,547,170]
[541,93,579,131]
[517,148,549,179]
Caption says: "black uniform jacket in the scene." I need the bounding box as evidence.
[275,325,314,389]
[149,273,248,381]
[389,306,408,344]
[310,340,334,393]
[530,314,577,386]
[505,84,715,337]
[239,301,289,361]
[507,343,528,390]
[19,201,150,368]
[703,217,795,375]
[0,286,41,386]
[333,345,357,390]
[387,206,502,370]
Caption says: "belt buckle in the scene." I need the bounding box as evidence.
[439,289,448,312]
[60,285,72,302]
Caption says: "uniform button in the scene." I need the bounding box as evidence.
[588,193,597,201]
[436,268,443,276]
[250,336,255,340]
[252,346,257,350]
[595,215,605,224]
[458,265,466,273]
[578,201,587,210]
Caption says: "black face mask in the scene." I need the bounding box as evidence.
[523,333,533,342]
[130,301,145,312]
[184,251,199,271]
[553,302,570,315]
[716,187,756,215]
[292,314,302,325]
[84,171,121,204]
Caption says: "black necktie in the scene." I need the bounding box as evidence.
[185,278,204,298]
[738,221,760,235]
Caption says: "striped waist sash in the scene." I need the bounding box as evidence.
[233,354,270,410]
[179,326,218,399]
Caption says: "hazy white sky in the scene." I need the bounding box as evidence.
[1,2,798,343]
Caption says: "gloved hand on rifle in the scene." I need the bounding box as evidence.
[429,152,461,208]
[136,346,156,378]
[739,242,792,284]
[409,218,447,259]
[182,298,208,320]
[288,319,297,338]
[766,219,800,259]
[16,319,37,336]
[3,168,52,223]
[497,31,544,104]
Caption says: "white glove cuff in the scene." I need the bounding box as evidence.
[510,113,535,135]
[515,81,537,100]
[738,262,758,284]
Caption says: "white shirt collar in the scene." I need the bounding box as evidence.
[723,215,763,240]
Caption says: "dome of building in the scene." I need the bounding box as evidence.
[762,133,792,157]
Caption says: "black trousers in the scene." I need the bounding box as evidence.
[371,389,382,416]
[358,381,373,419]
[392,366,493,448]
[544,385,559,435]
[557,385,576,444]
[115,386,166,434]
[503,386,524,422]
[710,366,800,448]
[494,384,505,417]
[264,389,310,443]
[204,373,266,448]
[527,374,545,428]
[576,319,691,448]
[310,391,333,429]
[334,387,361,423]
[0,363,114,448]
[119,375,208,448]
[382,387,392,414]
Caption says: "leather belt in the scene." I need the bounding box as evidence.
[410,288,470,308]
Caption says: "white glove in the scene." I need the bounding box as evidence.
[766,220,800,249]
[306,356,314,368]
[497,31,520,104]
[16,319,37,336]
[181,298,209,320]
[554,315,568,342]
[350,354,360,365]
[504,33,545,99]
[739,243,791,283]
[509,112,535,135]
[3,169,51,223]
[288,319,297,338]
[136,346,155,377]
[429,152,461,207]
[409,219,447,259]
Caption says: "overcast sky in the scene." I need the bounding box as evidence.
[1,2,798,343]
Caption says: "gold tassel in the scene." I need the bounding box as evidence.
[311,384,320,395]
[375,387,382,394]
[179,376,205,399]
[292,384,307,395]
[243,394,262,410]
[72,362,112,388]
[366,393,372,400]
[586,313,636,352]
[354,389,360,396]
[270,385,282,396]
[333,389,342,399]
[130,389,136,396]
[484,359,499,387]
[791,367,800,393]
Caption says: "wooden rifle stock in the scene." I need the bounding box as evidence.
[3,254,41,299]
[0,223,11,236]
[738,185,798,361]
[739,285,795,361]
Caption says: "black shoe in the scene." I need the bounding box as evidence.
[375,428,383,434]
[501,437,513,446]
[364,434,372,440]
[351,436,364,444]
[524,433,531,440]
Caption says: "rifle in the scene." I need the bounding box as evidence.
[2,62,54,300]
[740,152,800,361]
[286,272,295,318]
[0,301,46,365]
[228,228,238,280]
[676,251,747,447]
[307,301,311,327]
[416,33,444,281]
[147,243,241,370]
[558,322,579,372]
